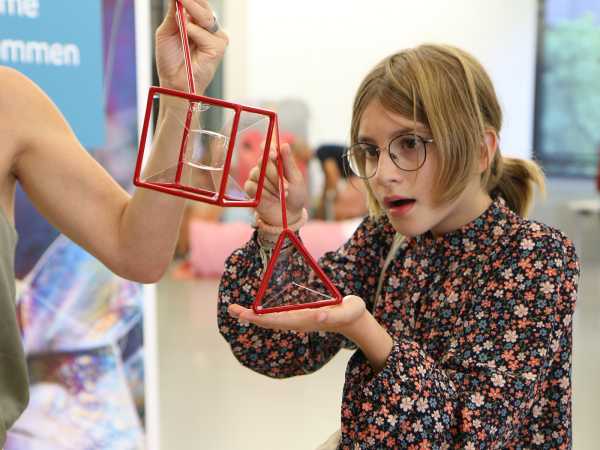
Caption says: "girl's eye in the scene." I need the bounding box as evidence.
[399,135,418,150]
[364,145,379,158]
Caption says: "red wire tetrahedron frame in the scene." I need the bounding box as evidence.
[251,127,342,314]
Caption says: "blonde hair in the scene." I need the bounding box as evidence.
[351,44,544,218]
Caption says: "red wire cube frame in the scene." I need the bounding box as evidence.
[133,87,276,207]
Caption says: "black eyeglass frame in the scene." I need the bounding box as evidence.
[343,133,434,179]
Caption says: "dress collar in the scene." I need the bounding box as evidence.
[412,196,512,254]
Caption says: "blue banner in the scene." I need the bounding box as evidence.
[0,0,105,147]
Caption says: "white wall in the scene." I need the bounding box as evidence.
[223,0,538,159]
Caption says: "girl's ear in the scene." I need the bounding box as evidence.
[480,130,498,172]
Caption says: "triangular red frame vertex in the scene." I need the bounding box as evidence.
[252,229,342,314]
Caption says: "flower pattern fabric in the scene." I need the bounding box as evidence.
[218,198,579,449]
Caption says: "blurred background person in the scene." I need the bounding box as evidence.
[314,144,368,221]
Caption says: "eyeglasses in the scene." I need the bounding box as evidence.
[344,133,434,179]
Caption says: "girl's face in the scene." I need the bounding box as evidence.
[359,100,492,237]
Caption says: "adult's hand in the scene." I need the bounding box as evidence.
[156,0,228,93]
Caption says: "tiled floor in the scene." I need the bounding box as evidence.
[156,178,600,449]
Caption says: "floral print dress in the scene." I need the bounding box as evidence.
[218,198,579,449]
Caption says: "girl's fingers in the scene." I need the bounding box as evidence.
[250,156,288,196]
[244,178,279,200]
[237,309,320,331]
[246,166,280,199]
[264,153,282,188]
[280,144,303,184]
[243,180,257,198]
[228,304,247,318]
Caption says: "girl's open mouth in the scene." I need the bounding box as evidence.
[384,196,416,216]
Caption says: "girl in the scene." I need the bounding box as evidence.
[218,44,579,449]
[0,0,227,445]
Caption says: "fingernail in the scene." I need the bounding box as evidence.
[317,312,327,323]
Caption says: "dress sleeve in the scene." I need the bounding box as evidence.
[341,230,579,448]
[217,215,395,378]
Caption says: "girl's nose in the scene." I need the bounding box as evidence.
[373,148,403,185]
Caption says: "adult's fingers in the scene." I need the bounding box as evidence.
[179,0,214,32]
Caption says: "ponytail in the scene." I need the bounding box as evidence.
[486,154,545,217]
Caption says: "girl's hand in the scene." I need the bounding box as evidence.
[228,295,366,336]
[155,0,228,93]
[244,143,307,227]
[229,295,394,372]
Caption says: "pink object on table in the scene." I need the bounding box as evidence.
[184,219,361,278]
